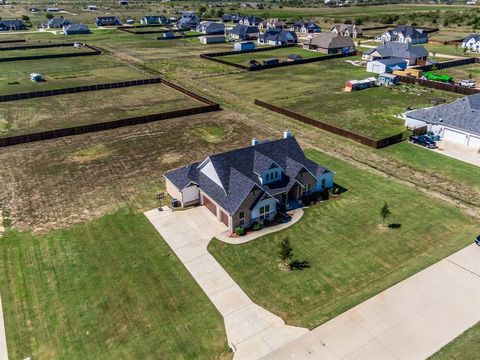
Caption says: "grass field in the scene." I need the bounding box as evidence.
[430,322,480,360]
[208,149,477,329]
[204,57,459,139]
[0,210,230,360]
[0,45,94,59]
[219,47,326,66]
[0,83,203,137]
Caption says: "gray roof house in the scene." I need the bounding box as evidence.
[41,17,71,29]
[177,11,200,30]
[140,15,169,25]
[462,33,480,52]
[227,24,259,40]
[196,21,225,35]
[164,131,334,232]
[405,94,480,149]
[381,25,428,45]
[330,24,362,38]
[292,21,321,34]
[95,16,122,27]
[304,33,355,54]
[63,23,90,35]
[363,42,429,66]
[239,16,262,27]
[258,29,297,45]
[0,19,26,31]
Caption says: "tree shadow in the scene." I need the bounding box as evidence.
[288,259,311,271]
[388,223,402,229]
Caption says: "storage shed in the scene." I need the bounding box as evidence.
[377,73,399,86]
[234,41,255,51]
[199,35,226,44]
[366,58,407,74]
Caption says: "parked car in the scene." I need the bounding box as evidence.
[475,235,480,246]
[409,134,436,149]
[459,79,476,88]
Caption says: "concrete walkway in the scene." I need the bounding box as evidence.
[262,244,480,360]
[216,208,303,245]
[145,207,308,360]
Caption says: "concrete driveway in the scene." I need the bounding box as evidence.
[434,141,480,168]
[145,206,307,360]
[262,244,480,360]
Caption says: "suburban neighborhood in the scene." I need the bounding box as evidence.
[0,1,479,360]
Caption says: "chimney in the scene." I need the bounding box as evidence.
[252,138,259,146]
[283,129,293,139]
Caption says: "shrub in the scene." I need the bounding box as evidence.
[234,227,245,236]
[252,222,262,231]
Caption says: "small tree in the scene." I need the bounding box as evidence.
[380,202,391,226]
[45,13,54,20]
[278,238,293,265]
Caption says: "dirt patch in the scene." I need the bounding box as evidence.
[72,145,111,163]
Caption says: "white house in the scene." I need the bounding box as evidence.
[381,26,428,45]
[366,58,408,74]
[462,34,480,52]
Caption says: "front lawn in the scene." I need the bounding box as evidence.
[0,211,230,360]
[208,149,477,329]
[429,322,480,360]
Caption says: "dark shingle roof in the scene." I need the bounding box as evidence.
[407,94,480,136]
[372,42,428,59]
[164,136,330,214]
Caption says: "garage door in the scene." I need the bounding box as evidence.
[203,195,216,215]
[443,128,467,145]
[468,135,480,149]
[220,211,229,227]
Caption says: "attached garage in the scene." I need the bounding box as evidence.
[467,134,480,149]
[220,210,229,227]
[202,195,217,215]
[443,128,467,146]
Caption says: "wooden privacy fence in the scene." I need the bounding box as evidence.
[119,26,183,35]
[398,75,480,95]
[0,39,25,44]
[254,99,404,149]
[0,43,101,62]
[412,57,478,72]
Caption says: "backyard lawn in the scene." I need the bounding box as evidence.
[430,322,480,360]
[0,83,202,137]
[0,45,95,59]
[208,149,477,329]
[219,47,326,66]
[0,211,230,360]
[437,63,480,83]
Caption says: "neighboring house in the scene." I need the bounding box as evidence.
[330,24,362,38]
[258,29,297,45]
[366,58,408,74]
[362,42,429,66]
[259,18,285,30]
[381,25,428,44]
[291,21,321,34]
[164,131,334,232]
[239,16,262,27]
[222,13,240,23]
[199,34,225,44]
[177,11,200,30]
[234,41,255,51]
[41,17,71,29]
[0,20,25,31]
[304,33,355,54]
[462,33,480,52]
[95,16,122,27]
[404,94,480,149]
[227,24,259,40]
[196,21,225,34]
[140,15,169,25]
[63,23,90,35]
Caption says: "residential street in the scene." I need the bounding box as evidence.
[262,244,480,360]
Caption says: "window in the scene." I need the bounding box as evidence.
[239,211,245,225]
[259,205,270,220]
[321,178,326,189]
[303,184,313,196]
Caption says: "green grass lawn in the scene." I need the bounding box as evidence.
[0,45,94,59]
[424,43,474,58]
[0,210,230,360]
[429,322,480,360]
[208,149,477,329]
[0,83,202,137]
[436,63,480,83]
[220,47,326,66]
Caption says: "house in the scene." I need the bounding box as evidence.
[381,25,428,45]
[222,13,240,23]
[95,16,122,27]
[366,58,408,74]
[462,34,480,52]
[362,42,429,66]
[292,21,321,34]
[287,53,303,62]
[0,20,25,31]
[404,94,480,149]
[377,73,400,86]
[164,131,334,232]
[258,29,297,45]
[304,33,355,54]
[330,24,362,38]
[177,11,199,30]
[63,23,90,35]
[140,15,169,25]
[199,34,225,44]
[227,24,259,40]
[41,17,71,29]
[259,18,286,30]
[234,41,255,51]
[196,21,225,35]
[239,16,262,27]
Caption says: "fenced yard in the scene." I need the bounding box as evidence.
[436,63,480,84]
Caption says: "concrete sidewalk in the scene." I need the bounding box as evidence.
[145,207,307,360]
[262,244,480,360]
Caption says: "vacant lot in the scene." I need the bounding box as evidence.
[437,63,480,83]
[219,47,326,67]
[430,322,480,360]
[204,57,458,139]
[0,210,230,360]
[0,83,203,137]
[209,149,477,329]
[0,54,143,95]
[0,44,94,59]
